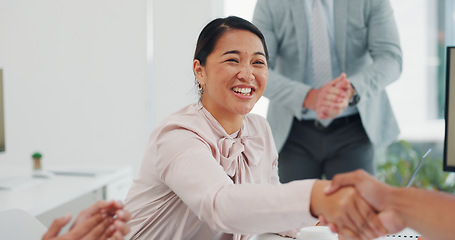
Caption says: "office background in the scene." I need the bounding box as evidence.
[0,0,222,175]
[0,0,452,176]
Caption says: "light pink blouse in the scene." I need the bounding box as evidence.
[124,102,317,240]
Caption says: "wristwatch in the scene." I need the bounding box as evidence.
[349,85,360,106]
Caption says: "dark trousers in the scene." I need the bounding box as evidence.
[278,114,374,183]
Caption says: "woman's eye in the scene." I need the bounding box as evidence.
[226,59,239,63]
[254,60,266,65]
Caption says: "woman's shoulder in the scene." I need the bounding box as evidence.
[244,113,272,134]
[156,103,203,128]
[245,112,267,122]
[245,112,268,123]
[151,103,214,141]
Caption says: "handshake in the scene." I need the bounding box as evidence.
[309,170,400,240]
[308,170,448,240]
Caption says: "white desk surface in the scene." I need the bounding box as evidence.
[0,165,132,216]
[254,228,420,240]
[251,233,291,240]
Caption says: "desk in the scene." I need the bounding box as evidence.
[253,228,420,240]
[0,165,132,228]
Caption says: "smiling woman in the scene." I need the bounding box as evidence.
[123,16,386,240]
[193,28,268,134]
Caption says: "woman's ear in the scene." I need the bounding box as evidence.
[193,59,204,80]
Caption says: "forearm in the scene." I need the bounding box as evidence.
[349,56,401,102]
[205,180,318,234]
[388,187,455,240]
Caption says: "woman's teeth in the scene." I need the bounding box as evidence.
[232,87,252,95]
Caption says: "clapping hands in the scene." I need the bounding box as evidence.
[304,73,354,120]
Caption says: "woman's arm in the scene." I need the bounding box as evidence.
[158,130,317,234]
[156,128,384,239]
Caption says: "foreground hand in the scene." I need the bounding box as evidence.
[325,170,406,234]
[310,180,386,240]
[304,73,354,119]
[42,200,131,240]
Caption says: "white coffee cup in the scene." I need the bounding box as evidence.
[296,226,338,240]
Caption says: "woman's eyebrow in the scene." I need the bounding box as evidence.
[254,52,266,57]
[222,50,240,56]
[222,50,266,57]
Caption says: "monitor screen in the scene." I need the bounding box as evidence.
[444,47,455,171]
[0,69,4,152]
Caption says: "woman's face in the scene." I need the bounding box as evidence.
[194,29,268,120]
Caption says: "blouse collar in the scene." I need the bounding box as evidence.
[196,100,245,139]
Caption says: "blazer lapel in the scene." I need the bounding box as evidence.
[334,0,348,72]
[291,0,308,72]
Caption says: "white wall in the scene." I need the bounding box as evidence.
[0,0,148,171]
[149,0,223,132]
[0,0,226,174]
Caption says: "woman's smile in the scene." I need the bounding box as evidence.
[232,86,254,97]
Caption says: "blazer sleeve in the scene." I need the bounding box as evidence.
[154,125,317,235]
[253,0,311,119]
[348,0,402,102]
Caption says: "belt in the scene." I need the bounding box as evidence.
[301,114,361,131]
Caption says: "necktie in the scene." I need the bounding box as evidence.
[311,0,332,125]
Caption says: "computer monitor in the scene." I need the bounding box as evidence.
[0,69,4,152]
[444,47,455,171]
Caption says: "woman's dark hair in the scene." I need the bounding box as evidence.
[194,16,269,66]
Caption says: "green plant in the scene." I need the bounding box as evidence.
[32,152,42,159]
[377,140,455,193]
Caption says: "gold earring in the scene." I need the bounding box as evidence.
[198,82,205,94]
